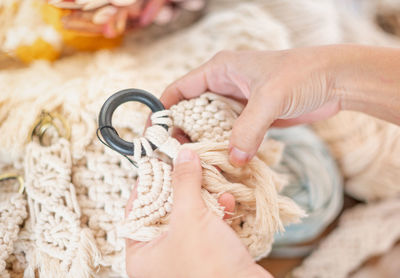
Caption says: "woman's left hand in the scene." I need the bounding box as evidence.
[125,148,272,278]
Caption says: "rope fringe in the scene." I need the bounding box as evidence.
[121,93,305,260]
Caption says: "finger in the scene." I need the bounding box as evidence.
[143,113,152,133]
[172,127,191,144]
[171,148,204,219]
[229,91,278,167]
[160,63,210,108]
[271,100,340,127]
[218,192,235,219]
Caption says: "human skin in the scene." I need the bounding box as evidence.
[161,45,400,166]
[125,149,272,278]
[125,45,400,278]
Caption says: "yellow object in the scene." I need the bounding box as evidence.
[41,3,122,51]
[29,110,71,145]
[15,37,60,63]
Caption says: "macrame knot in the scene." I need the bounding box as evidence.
[121,92,305,260]
[132,110,180,162]
[170,93,243,143]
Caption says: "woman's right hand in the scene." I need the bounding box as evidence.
[161,45,400,167]
[161,47,341,166]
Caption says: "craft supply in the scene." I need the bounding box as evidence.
[312,112,400,202]
[268,126,343,258]
[0,5,292,274]
[0,0,399,277]
[0,173,27,278]
[350,243,400,278]
[22,114,101,278]
[72,137,137,276]
[99,89,305,260]
[24,138,101,278]
[290,198,400,278]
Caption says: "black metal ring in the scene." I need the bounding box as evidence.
[98,88,166,156]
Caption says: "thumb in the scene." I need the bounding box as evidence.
[229,92,278,167]
[171,148,204,217]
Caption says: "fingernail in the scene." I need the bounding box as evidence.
[229,147,250,167]
[175,148,195,165]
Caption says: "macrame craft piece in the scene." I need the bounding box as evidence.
[24,138,100,278]
[291,198,400,278]
[72,138,137,276]
[312,111,400,202]
[100,90,305,260]
[0,174,27,278]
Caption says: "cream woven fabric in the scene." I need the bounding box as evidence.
[291,199,400,278]
[313,112,400,201]
[23,139,100,278]
[119,93,304,260]
[0,178,27,278]
[1,0,400,277]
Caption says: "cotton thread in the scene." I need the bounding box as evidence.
[120,93,305,260]
[0,0,400,276]
[24,138,101,278]
[0,177,27,278]
[290,198,400,278]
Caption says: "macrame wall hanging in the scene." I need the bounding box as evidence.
[1,1,399,277]
[290,198,400,278]
[15,111,100,278]
[98,89,305,260]
[0,174,26,278]
[24,138,101,278]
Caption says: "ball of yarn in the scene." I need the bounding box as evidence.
[267,126,344,257]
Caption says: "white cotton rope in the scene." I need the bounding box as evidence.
[312,111,400,202]
[1,0,400,277]
[24,138,101,278]
[290,198,400,278]
[0,3,295,276]
[267,126,343,258]
[119,93,306,260]
[0,179,27,278]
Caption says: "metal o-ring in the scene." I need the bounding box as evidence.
[98,88,166,156]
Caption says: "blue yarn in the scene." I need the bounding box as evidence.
[267,125,343,258]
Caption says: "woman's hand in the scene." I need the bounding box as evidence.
[161,47,340,167]
[125,148,272,278]
[160,45,400,167]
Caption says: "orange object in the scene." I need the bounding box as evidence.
[41,3,122,51]
[15,38,60,63]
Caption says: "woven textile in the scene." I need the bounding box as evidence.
[0,0,400,277]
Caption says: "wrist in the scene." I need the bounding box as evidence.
[325,44,400,123]
[327,44,378,110]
